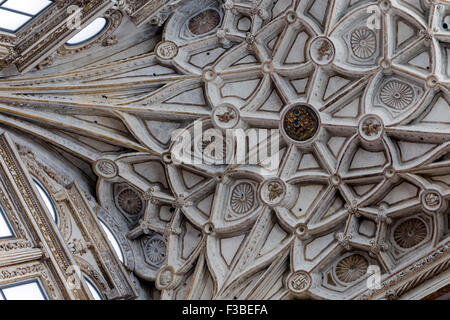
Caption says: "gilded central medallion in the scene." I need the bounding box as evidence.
[282,105,319,142]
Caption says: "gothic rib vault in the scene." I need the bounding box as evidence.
[0,0,449,300]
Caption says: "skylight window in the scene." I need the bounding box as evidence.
[100,220,124,263]
[66,17,107,45]
[0,0,52,32]
[0,280,46,300]
[33,178,57,223]
[2,0,52,15]
[0,206,13,239]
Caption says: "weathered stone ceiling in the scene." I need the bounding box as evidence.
[0,0,449,300]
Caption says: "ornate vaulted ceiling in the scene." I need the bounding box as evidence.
[0,0,449,300]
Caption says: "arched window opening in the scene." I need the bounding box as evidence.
[33,178,58,224]
[66,17,107,46]
[99,220,124,263]
[83,275,102,300]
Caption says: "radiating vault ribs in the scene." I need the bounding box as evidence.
[155,0,450,300]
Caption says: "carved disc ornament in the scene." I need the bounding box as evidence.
[1,0,449,301]
[155,41,178,60]
[188,9,221,35]
[351,27,377,59]
[282,105,319,143]
[142,234,167,267]
[287,271,312,295]
[230,182,255,214]
[309,36,335,65]
[117,188,143,215]
[335,254,369,283]
[379,80,415,110]
[393,218,427,249]
[94,159,118,179]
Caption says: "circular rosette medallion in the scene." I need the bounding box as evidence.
[188,9,221,36]
[281,104,320,144]
[309,37,335,66]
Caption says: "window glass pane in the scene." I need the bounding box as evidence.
[66,18,107,45]
[33,179,57,223]
[99,221,124,262]
[84,277,102,300]
[2,0,52,15]
[0,8,31,32]
[2,281,46,300]
[0,207,13,239]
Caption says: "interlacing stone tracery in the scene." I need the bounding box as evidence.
[0,0,449,300]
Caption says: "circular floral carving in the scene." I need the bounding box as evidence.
[188,9,221,35]
[143,235,167,267]
[359,114,384,142]
[287,271,312,295]
[393,218,427,249]
[379,80,414,110]
[117,188,143,215]
[282,105,319,142]
[230,182,255,214]
[335,254,369,283]
[350,27,377,59]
